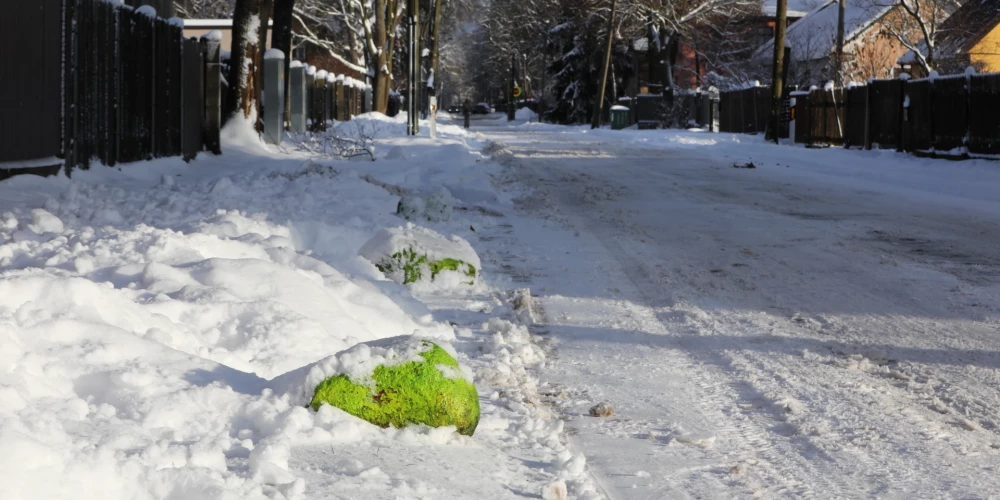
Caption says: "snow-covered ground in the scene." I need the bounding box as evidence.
[6,111,1000,499]
[466,122,1000,498]
[0,115,596,500]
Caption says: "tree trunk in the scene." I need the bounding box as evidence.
[592,0,617,129]
[428,0,444,96]
[767,0,788,143]
[255,0,274,129]
[228,0,264,121]
[272,0,295,123]
[373,0,389,112]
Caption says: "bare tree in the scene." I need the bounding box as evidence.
[871,0,961,74]
[229,0,267,120]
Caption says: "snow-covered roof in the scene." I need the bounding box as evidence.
[762,5,809,17]
[764,0,822,14]
[181,18,274,28]
[755,0,893,62]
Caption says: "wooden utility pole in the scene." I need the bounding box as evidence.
[835,0,845,86]
[766,0,788,143]
[508,54,516,121]
[592,0,618,129]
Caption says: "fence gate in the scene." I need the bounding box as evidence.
[844,86,867,148]
[968,73,1000,155]
[868,79,904,150]
[931,76,968,153]
[904,79,933,152]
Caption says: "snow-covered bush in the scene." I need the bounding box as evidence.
[305,336,480,436]
[396,187,454,222]
[360,224,480,288]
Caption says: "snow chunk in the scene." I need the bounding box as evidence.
[26,209,64,234]
[396,188,454,222]
[263,48,285,60]
[289,60,303,69]
[168,17,183,28]
[516,107,540,120]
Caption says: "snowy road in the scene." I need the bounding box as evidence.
[476,127,1000,498]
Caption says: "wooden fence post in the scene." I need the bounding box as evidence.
[312,70,327,131]
[289,62,307,134]
[201,31,222,154]
[864,84,872,150]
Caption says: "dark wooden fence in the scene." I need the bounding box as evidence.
[65,1,211,168]
[777,73,1000,158]
[719,86,772,134]
[2,0,373,179]
[302,72,370,131]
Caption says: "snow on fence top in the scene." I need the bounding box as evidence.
[201,29,223,42]
[315,70,328,80]
[289,60,303,69]
[306,65,316,76]
[135,5,156,17]
[326,73,336,83]
[168,17,183,28]
[263,49,285,60]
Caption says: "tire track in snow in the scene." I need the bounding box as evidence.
[486,130,1000,498]
[502,152,841,499]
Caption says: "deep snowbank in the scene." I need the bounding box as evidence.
[0,114,595,499]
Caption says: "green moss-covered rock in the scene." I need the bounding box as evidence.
[309,342,480,436]
[374,248,477,285]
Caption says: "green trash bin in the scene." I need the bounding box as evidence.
[611,106,631,130]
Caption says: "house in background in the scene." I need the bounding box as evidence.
[181,19,273,57]
[626,6,807,94]
[180,19,366,81]
[754,0,919,86]
[898,0,1000,76]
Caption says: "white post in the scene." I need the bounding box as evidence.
[788,96,797,144]
[429,96,438,139]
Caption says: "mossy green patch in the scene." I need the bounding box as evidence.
[309,342,480,436]
[375,248,476,285]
